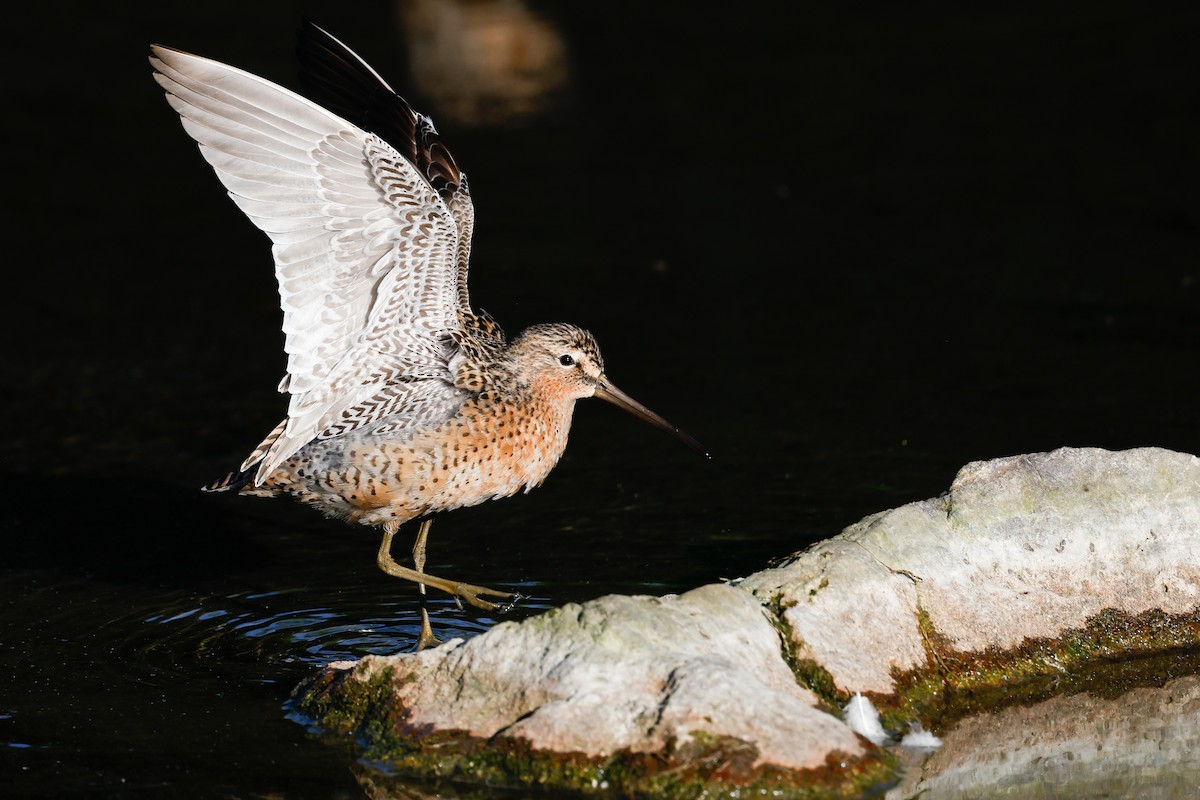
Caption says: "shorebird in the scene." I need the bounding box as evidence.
[150,21,708,645]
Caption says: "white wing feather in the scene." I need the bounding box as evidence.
[150,46,466,483]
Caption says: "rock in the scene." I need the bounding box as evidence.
[740,446,1200,695]
[300,584,892,798]
[293,447,1200,797]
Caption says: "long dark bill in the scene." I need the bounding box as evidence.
[594,381,711,459]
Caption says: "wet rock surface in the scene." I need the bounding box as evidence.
[295,447,1200,797]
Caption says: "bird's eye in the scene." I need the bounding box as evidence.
[559,354,576,367]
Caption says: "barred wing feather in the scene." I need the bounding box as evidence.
[150,44,468,483]
[294,20,477,315]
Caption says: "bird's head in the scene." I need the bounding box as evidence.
[508,323,709,458]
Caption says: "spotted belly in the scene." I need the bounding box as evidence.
[259,397,574,528]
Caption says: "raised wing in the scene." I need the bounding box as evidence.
[150,41,468,483]
[295,20,478,318]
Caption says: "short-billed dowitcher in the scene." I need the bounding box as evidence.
[150,21,708,645]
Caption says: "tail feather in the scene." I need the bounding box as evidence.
[201,467,254,493]
[201,419,289,494]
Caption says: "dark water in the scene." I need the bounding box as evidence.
[4,2,1199,797]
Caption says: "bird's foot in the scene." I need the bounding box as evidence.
[414,607,442,652]
[447,582,522,613]
[374,545,521,613]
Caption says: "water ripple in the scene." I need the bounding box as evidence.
[90,581,552,686]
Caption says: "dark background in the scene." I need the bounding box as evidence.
[2,2,1198,797]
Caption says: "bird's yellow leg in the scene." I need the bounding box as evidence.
[376,520,516,612]
[415,606,440,651]
[411,519,442,650]
[412,518,433,593]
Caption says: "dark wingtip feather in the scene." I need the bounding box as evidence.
[294,20,466,199]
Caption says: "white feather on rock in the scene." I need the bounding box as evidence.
[843,693,888,745]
